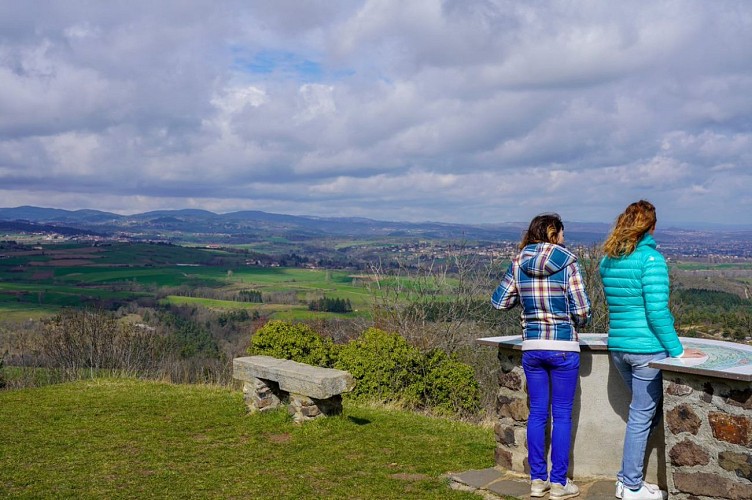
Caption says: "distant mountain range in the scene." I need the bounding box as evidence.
[0,206,750,245]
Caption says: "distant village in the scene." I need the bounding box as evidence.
[3,227,752,265]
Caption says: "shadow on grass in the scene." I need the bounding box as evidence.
[347,416,371,425]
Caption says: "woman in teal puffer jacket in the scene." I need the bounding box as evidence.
[600,200,703,500]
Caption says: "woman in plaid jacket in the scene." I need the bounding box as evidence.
[492,213,591,500]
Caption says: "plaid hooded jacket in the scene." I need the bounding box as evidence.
[491,242,591,351]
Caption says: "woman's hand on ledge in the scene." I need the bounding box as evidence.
[679,348,706,359]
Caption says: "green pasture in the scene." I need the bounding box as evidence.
[91,243,229,265]
[0,265,373,315]
[162,295,369,320]
[673,262,752,271]
[0,303,57,321]
[233,239,300,254]
[0,242,456,317]
[271,308,365,321]
[50,266,229,287]
[0,281,145,318]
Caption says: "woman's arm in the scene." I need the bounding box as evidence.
[642,253,684,357]
[567,261,591,327]
[491,263,519,310]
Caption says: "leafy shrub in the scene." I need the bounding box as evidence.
[335,327,423,405]
[418,349,481,416]
[249,320,336,367]
[249,321,481,416]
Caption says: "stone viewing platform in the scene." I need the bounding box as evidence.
[449,468,634,499]
[233,355,355,423]
[474,334,752,500]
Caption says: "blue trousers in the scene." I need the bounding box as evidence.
[522,350,580,485]
[610,351,666,490]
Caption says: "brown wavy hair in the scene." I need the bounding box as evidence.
[519,213,564,250]
[603,200,657,258]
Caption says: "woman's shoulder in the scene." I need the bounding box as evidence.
[634,244,666,263]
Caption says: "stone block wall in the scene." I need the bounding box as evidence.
[242,377,345,423]
[664,374,752,499]
[493,349,529,473]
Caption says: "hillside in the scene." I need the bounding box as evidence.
[2,206,751,259]
[0,206,651,244]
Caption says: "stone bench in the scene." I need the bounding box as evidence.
[233,355,356,423]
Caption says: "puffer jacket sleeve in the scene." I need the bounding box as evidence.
[642,252,684,357]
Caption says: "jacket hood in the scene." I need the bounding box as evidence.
[519,243,577,277]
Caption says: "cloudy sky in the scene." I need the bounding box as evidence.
[1,1,751,226]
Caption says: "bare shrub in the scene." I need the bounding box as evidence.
[368,251,514,352]
[40,308,172,380]
[572,244,609,333]
[365,245,521,418]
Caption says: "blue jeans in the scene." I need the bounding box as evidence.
[610,351,667,490]
[522,350,580,485]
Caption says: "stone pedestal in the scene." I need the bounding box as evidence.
[288,394,344,423]
[481,334,664,483]
[243,378,283,412]
[479,335,752,500]
[651,339,752,499]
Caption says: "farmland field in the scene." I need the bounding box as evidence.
[0,242,375,319]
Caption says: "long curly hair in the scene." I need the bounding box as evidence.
[519,213,563,250]
[603,200,657,258]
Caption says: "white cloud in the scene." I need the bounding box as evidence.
[295,83,336,123]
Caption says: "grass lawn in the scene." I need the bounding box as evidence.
[0,302,58,320]
[0,379,496,499]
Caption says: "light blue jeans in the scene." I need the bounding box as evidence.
[610,351,667,490]
[522,350,580,485]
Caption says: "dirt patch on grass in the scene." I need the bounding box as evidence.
[266,433,291,444]
[31,271,54,280]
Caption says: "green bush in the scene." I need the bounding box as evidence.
[249,320,336,367]
[419,349,481,416]
[335,327,423,406]
[248,321,481,416]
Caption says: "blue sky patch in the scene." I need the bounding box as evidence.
[233,48,324,81]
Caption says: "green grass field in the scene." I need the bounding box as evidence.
[0,242,378,319]
[673,262,752,271]
[0,379,496,499]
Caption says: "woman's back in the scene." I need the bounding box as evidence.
[599,233,682,356]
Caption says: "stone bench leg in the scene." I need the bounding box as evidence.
[289,394,344,423]
[243,378,284,413]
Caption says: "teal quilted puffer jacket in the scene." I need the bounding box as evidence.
[599,234,684,357]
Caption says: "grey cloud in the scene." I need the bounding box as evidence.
[0,0,750,225]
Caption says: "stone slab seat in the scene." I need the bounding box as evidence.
[233,355,355,399]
